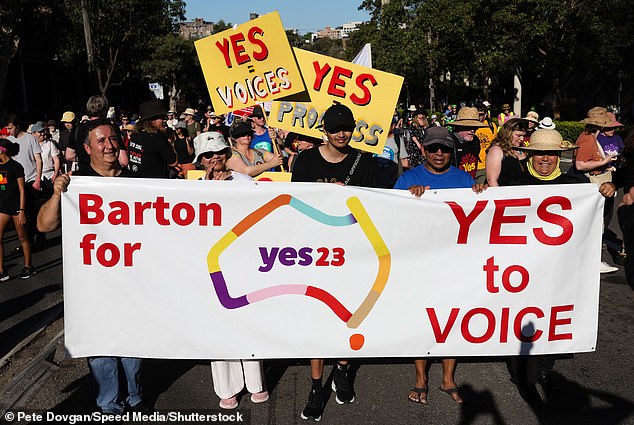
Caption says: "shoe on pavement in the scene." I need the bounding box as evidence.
[331,364,355,404]
[251,390,269,403]
[20,266,36,279]
[219,396,238,409]
[600,261,618,274]
[301,387,323,421]
[0,271,9,282]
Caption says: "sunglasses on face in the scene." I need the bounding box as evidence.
[425,143,452,153]
[202,151,225,159]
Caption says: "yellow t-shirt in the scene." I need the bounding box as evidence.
[476,122,499,170]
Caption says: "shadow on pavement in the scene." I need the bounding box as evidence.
[0,303,63,359]
[0,284,61,322]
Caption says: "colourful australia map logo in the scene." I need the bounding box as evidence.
[206,194,390,351]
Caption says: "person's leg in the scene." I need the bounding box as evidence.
[0,213,11,275]
[87,357,124,414]
[301,359,325,420]
[408,359,428,403]
[243,360,268,403]
[439,358,463,403]
[12,214,32,268]
[332,359,355,403]
[210,360,244,400]
[120,357,143,408]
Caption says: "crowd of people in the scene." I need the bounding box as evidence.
[2,96,632,420]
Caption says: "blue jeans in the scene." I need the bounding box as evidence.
[88,356,142,413]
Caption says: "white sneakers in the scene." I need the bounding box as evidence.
[600,261,619,274]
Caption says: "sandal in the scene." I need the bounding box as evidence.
[219,396,238,409]
[438,386,463,404]
[251,390,269,403]
[408,387,428,404]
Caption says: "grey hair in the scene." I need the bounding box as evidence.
[86,95,110,117]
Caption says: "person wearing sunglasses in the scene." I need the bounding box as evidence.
[194,132,251,182]
[394,126,486,405]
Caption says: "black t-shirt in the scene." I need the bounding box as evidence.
[291,146,397,188]
[0,159,25,211]
[174,136,194,164]
[452,134,480,179]
[76,165,137,178]
[128,131,177,178]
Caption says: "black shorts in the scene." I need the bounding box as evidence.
[0,204,20,216]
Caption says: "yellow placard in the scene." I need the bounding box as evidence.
[255,172,292,182]
[194,12,306,115]
[269,48,404,154]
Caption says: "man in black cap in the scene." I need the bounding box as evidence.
[292,103,396,421]
[128,99,178,178]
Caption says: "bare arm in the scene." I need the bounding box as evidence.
[32,153,43,191]
[485,146,504,187]
[37,174,70,232]
[575,155,616,171]
[226,151,283,177]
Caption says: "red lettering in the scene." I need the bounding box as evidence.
[200,203,222,226]
[230,33,250,65]
[426,308,459,343]
[501,265,529,293]
[445,200,487,244]
[500,307,510,343]
[215,38,232,68]
[312,61,331,91]
[153,197,170,226]
[327,66,352,98]
[483,256,500,293]
[134,202,152,225]
[461,308,496,343]
[108,201,129,225]
[172,203,196,226]
[534,196,574,246]
[80,233,97,265]
[248,26,268,61]
[549,304,574,341]
[124,243,142,267]
[491,198,530,244]
[350,73,377,106]
[513,307,544,342]
[96,243,120,268]
[79,194,104,224]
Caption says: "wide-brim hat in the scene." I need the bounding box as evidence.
[580,107,612,127]
[183,107,196,116]
[606,112,624,128]
[194,131,232,162]
[61,111,76,123]
[408,105,417,111]
[122,124,135,131]
[138,99,167,122]
[250,105,265,118]
[501,103,511,110]
[450,107,487,128]
[516,129,577,152]
[524,111,539,123]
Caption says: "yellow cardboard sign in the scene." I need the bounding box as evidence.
[255,172,292,182]
[268,48,404,154]
[194,12,306,115]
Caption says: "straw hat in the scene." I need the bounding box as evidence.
[516,129,577,152]
[183,107,196,116]
[122,124,135,132]
[606,112,624,128]
[580,107,612,127]
[524,111,539,123]
[451,107,487,128]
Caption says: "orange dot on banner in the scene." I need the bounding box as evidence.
[349,333,365,350]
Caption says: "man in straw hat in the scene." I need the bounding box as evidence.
[128,99,177,178]
[450,106,487,179]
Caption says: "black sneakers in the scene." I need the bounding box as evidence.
[20,266,36,279]
[0,271,9,282]
[331,364,355,404]
[301,387,323,421]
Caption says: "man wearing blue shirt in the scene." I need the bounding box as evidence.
[395,126,474,192]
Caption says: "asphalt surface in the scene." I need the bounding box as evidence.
[0,212,633,425]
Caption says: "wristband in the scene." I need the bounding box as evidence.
[19,208,25,211]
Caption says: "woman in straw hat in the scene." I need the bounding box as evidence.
[485,118,528,186]
[502,129,616,400]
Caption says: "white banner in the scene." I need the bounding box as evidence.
[62,178,603,359]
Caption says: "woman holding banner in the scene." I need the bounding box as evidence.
[504,129,615,403]
[192,133,269,408]
[225,121,283,178]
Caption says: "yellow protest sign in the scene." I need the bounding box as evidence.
[268,48,404,154]
[195,12,306,115]
[255,172,292,182]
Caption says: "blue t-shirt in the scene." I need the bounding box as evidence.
[250,131,273,152]
[394,164,474,190]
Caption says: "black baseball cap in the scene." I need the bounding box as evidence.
[321,104,356,133]
[422,126,454,148]
[231,121,253,138]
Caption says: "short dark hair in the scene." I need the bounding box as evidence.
[83,119,120,145]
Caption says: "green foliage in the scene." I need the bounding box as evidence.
[555,121,585,143]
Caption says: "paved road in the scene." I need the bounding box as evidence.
[0,223,633,425]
